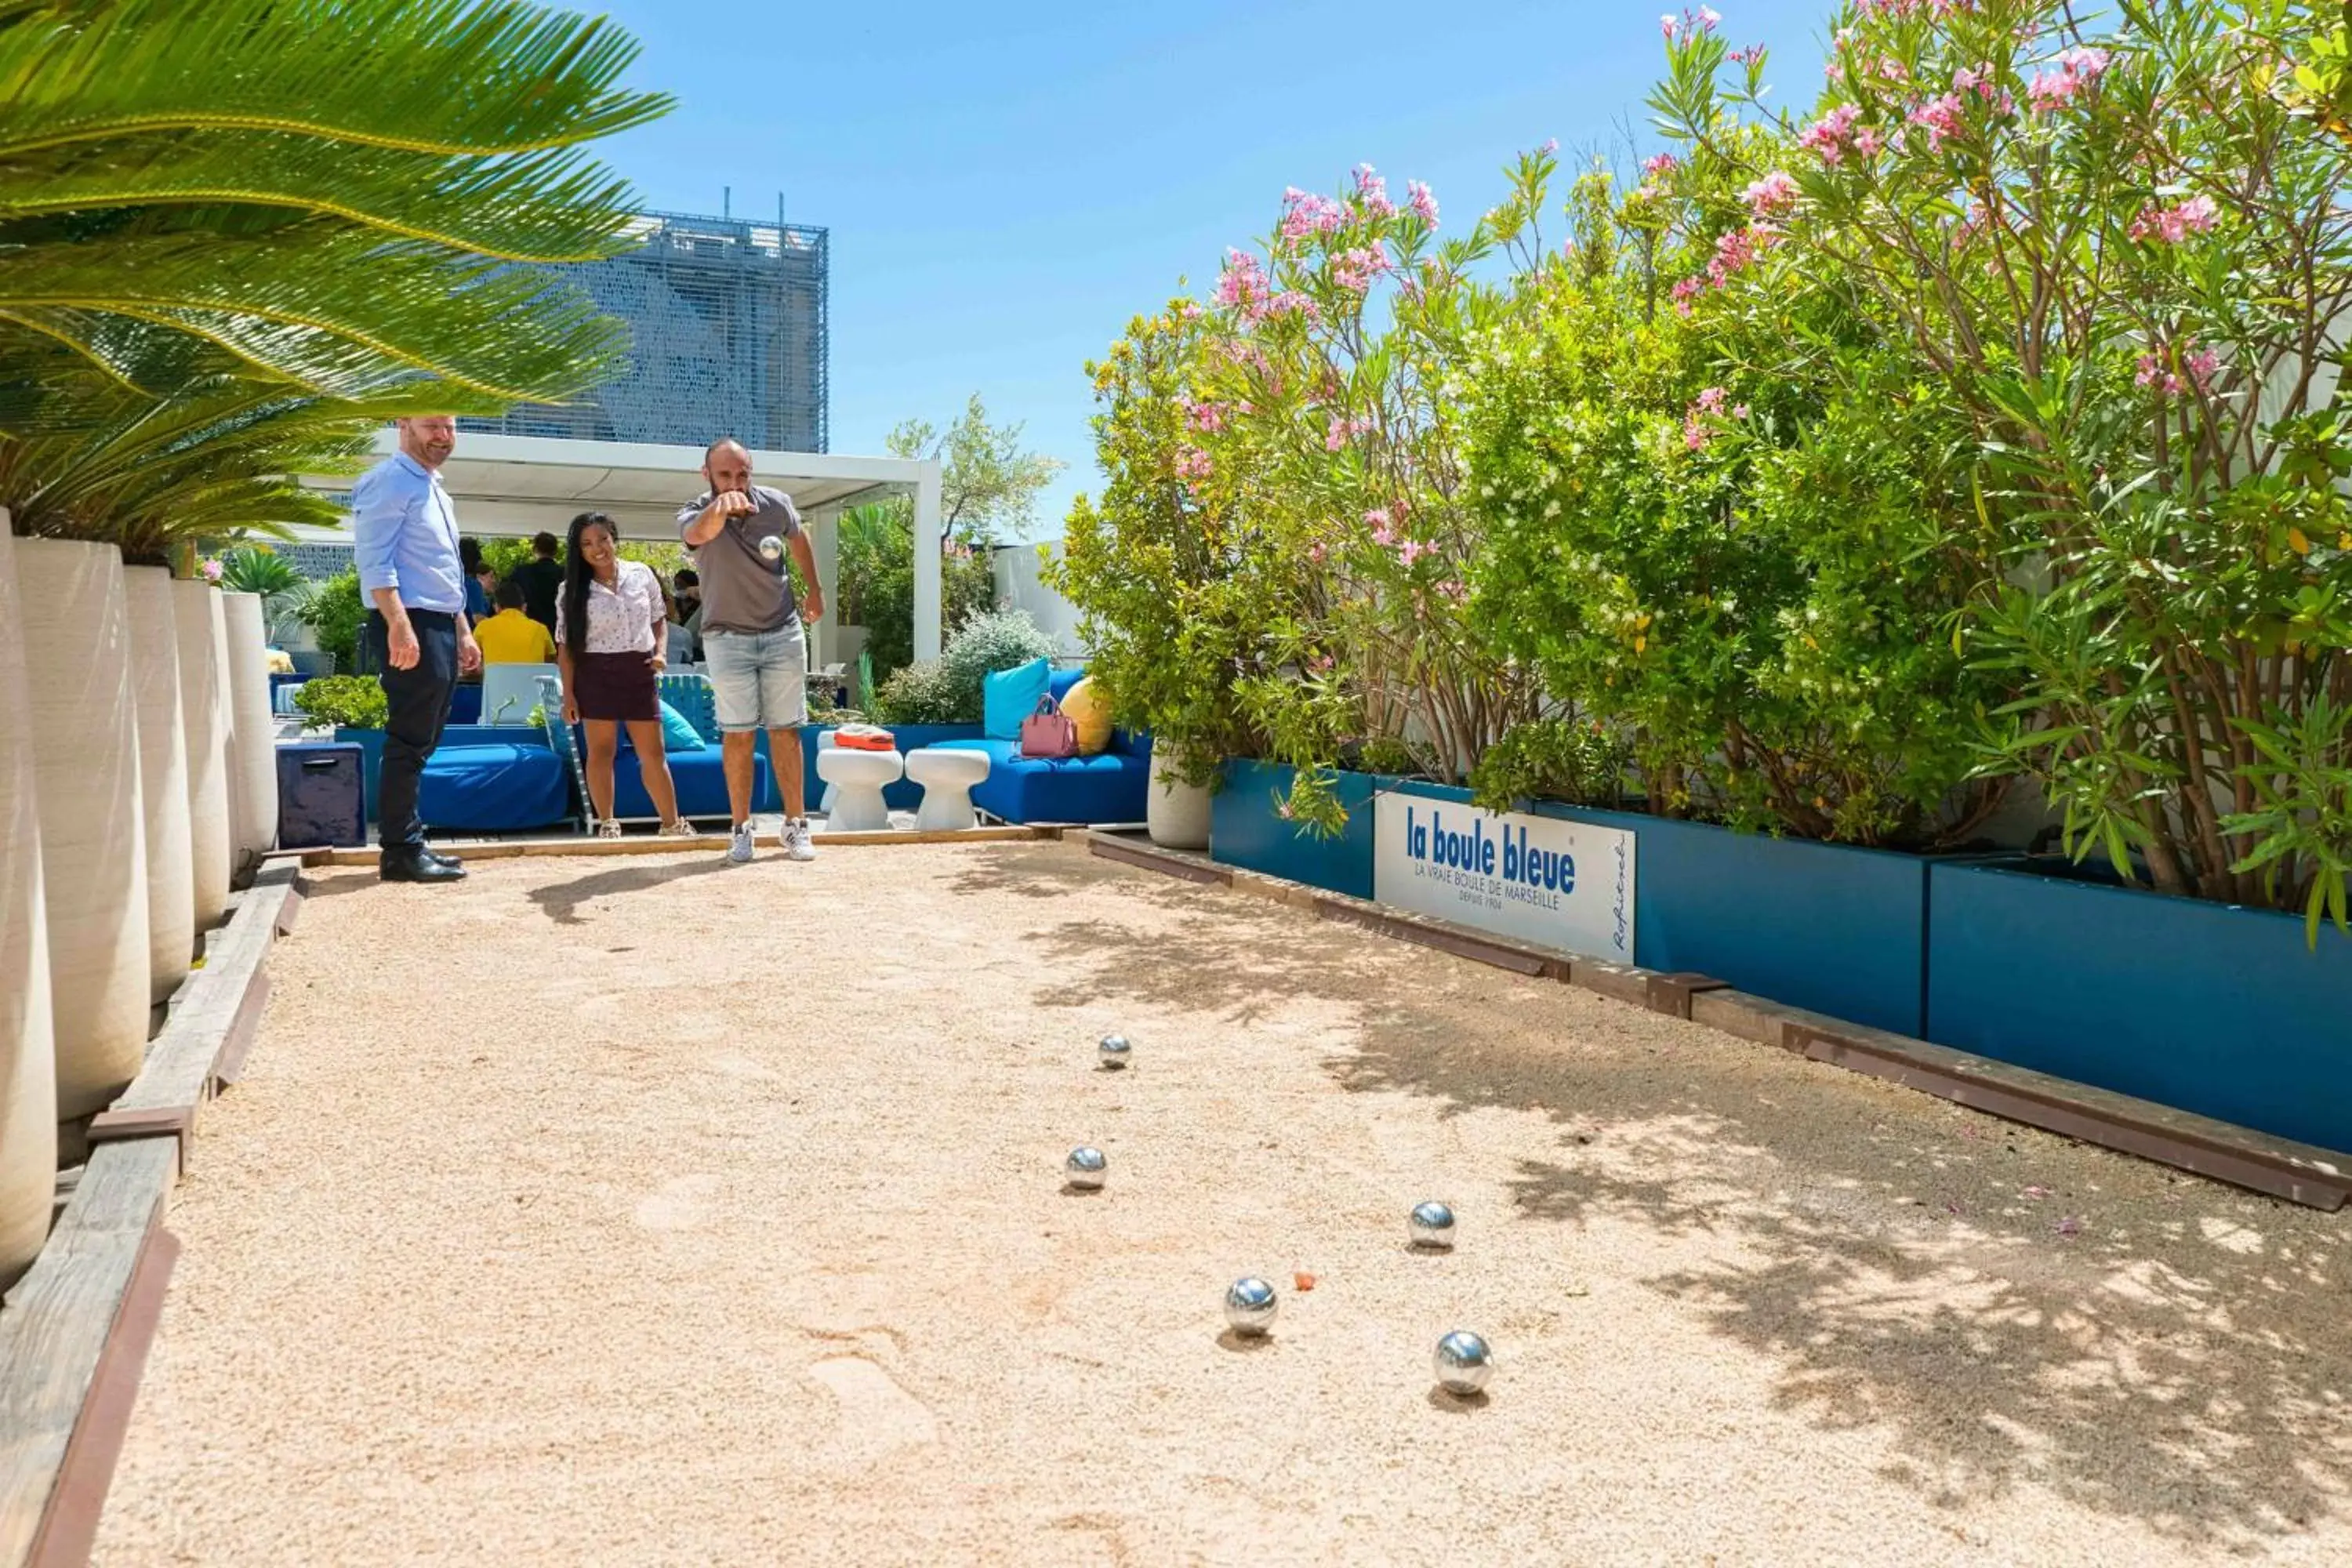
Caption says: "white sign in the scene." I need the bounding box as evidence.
[1372,795,1635,963]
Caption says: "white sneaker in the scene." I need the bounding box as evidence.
[784,817,816,862]
[728,822,756,865]
[595,818,622,840]
[659,818,699,839]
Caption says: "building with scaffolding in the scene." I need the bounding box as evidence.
[463,207,829,452]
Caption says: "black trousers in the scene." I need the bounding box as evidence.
[367,608,458,851]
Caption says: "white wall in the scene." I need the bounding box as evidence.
[993,542,1086,657]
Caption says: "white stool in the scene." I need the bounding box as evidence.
[815,747,902,832]
[816,728,838,815]
[905,747,991,832]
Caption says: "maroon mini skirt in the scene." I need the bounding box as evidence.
[571,649,658,723]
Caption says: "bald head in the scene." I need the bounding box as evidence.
[703,438,751,495]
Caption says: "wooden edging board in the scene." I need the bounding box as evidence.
[0,863,301,1568]
[1080,830,2352,1212]
[296,822,1064,868]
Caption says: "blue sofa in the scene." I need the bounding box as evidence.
[543,673,778,826]
[925,668,1152,826]
[337,723,575,833]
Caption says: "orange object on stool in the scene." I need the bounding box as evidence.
[835,724,897,752]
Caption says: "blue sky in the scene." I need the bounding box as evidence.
[586,1,1838,540]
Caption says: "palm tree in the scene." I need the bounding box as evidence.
[0,0,670,420]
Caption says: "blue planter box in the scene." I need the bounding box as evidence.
[1926,858,2352,1153]
[1211,760,1380,901]
[798,723,986,811]
[1389,780,1929,1036]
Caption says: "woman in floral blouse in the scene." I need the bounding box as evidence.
[555,511,691,838]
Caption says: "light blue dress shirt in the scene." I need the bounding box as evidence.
[350,450,463,615]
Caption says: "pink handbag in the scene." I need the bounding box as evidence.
[1018,694,1079,760]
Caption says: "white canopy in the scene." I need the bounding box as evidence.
[296,430,948,662]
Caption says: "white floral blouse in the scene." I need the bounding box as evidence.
[555,558,662,655]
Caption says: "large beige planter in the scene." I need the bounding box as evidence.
[223,590,277,867]
[15,539,150,1123]
[0,521,59,1288]
[173,580,232,927]
[1146,739,1212,851]
[212,590,243,873]
[125,566,195,1004]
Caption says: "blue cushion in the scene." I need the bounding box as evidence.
[983,659,1053,741]
[418,743,572,832]
[660,699,705,752]
[611,746,771,820]
[1048,666,1087,704]
[927,738,1149,826]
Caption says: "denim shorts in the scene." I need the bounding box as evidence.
[703,622,808,731]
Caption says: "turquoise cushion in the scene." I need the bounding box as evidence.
[660,699,705,753]
[983,658,1052,741]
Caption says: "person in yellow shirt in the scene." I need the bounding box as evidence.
[473,579,556,663]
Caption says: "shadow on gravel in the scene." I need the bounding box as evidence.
[1334,982,2351,1552]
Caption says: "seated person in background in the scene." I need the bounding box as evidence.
[472,579,557,664]
[662,583,700,664]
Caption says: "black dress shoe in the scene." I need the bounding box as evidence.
[419,846,461,868]
[379,848,466,883]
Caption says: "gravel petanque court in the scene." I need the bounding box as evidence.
[97,842,2350,1566]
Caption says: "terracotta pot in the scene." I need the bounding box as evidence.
[172,580,232,927]
[124,566,194,1002]
[0,519,59,1288]
[14,539,150,1122]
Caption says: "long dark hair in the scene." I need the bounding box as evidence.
[559,511,616,649]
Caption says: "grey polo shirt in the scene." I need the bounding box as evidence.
[676,485,802,636]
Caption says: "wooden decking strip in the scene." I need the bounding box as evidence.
[297,822,1064,867]
[1081,830,2352,1212]
[0,866,300,1568]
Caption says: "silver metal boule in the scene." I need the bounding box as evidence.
[1409,1200,1457,1249]
[1224,1276,1278,1335]
[1065,1145,1108,1189]
[1098,1034,1131,1069]
[1434,1330,1494,1396]
[758,534,784,561]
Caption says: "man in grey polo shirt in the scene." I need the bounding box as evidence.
[678,437,826,864]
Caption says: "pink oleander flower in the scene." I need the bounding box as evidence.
[2027,46,2108,113]
[1644,152,1681,182]
[1436,579,1468,604]
[1355,163,1396,218]
[1174,447,1214,481]
[1308,543,1327,564]
[1326,414,1373,452]
[1877,56,1908,84]
[1265,289,1321,321]
[1177,300,1203,321]
[1331,246,1391,293]
[200,559,223,583]
[1705,224,1772,287]
[1542,137,1560,154]
[1671,276,1704,316]
[1694,386,1729,414]
[1730,44,1763,67]
[1310,652,1334,671]
[1396,539,1432,568]
[1799,103,1863,165]
[1214,249,1269,313]
[1683,414,1710,452]
[1186,401,1227,434]
[2136,340,2220,396]
[1661,7,1717,41]
[1407,180,1439,230]
[1743,169,1799,217]
[2129,193,2218,244]
[1907,92,1966,151]
[1733,402,1750,419]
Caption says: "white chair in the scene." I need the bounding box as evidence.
[816,728,838,815]
[905,748,989,832]
[814,747,902,832]
[482,662,558,725]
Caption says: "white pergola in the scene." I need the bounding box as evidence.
[295,430,948,662]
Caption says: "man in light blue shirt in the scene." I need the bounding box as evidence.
[350,415,481,883]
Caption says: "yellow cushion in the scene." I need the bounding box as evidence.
[1061,677,1112,755]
